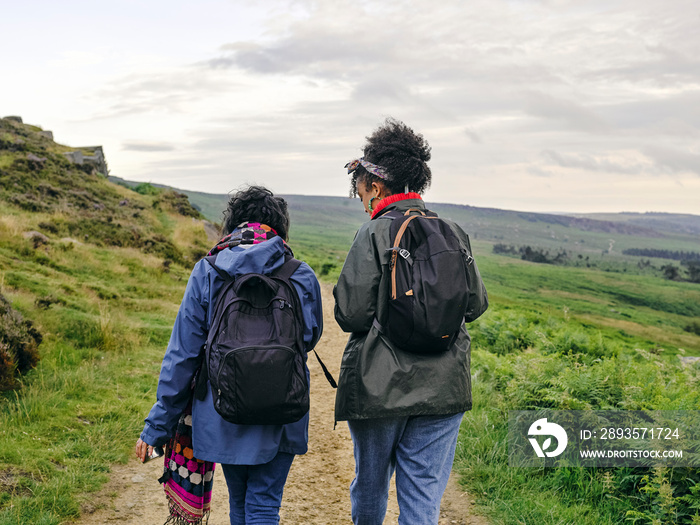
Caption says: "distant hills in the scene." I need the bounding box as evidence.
[576,211,700,236]
[108,176,700,267]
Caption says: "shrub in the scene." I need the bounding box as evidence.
[684,322,700,336]
[470,310,618,359]
[320,262,337,276]
[461,345,700,523]
[10,193,51,212]
[142,234,184,264]
[133,182,160,195]
[0,293,42,391]
[153,190,201,218]
[471,312,536,354]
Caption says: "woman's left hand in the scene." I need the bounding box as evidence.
[135,438,154,463]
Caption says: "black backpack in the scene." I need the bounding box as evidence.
[195,253,310,425]
[376,208,475,354]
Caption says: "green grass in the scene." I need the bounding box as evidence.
[451,257,700,524]
[454,342,700,524]
[473,245,700,355]
[0,240,189,524]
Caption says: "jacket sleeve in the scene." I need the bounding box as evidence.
[334,222,383,333]
[140,260,210,446]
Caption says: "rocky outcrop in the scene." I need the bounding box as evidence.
[63,146,108,176]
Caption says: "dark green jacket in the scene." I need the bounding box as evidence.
[333,198,488,421]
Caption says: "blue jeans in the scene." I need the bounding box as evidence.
[347,412,464,525]
[221,451,295,524]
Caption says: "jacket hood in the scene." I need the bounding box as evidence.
[212,236,287,278]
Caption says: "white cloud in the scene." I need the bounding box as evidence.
[122,142,176,152]
[2,0,699,213]
[643,145,700,175]
[541,150,650,175]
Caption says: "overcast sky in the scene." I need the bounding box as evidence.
[2,0,699,214]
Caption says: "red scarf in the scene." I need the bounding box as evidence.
[371,192,423,219]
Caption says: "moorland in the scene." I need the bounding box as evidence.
[1,118,699,524]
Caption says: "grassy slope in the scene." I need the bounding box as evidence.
[0,119,212,524]
[452,249,700,524]
[0,210,209,524]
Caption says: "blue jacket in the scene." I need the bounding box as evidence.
[140,236,323,464]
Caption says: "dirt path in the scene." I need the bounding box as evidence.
[76,283,488,525]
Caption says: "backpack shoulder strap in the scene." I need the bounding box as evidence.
[271,254,302,281]
[387,215,421,300]
[379,209,402,220]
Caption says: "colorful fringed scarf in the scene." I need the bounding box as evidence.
[207,222,279,256]
[159,402,215,525]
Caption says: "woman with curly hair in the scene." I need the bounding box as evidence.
[136,186,323,524]
[334,119,488,525]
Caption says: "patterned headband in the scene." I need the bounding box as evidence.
[344,157,389,180]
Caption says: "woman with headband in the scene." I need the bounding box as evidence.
[333,118,488,525]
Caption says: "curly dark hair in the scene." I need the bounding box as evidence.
[349,118,432,197]
[221,185,290,240]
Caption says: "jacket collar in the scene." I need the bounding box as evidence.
[371,192,424,219]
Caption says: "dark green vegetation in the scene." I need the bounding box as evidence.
[0,294,41,391]
[622,249,700,262]
[454,264,700,524]
[1,123,699,523]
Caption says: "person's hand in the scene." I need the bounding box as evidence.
[135,438,154,463]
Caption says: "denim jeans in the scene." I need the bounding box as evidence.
[221,451,295,524]
[347,412,464,525]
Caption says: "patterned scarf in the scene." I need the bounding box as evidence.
[159,401,215,525]
[207,222,279,256]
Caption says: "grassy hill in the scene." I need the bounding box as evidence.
[0,119,218,524]
[0,120,698,524]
